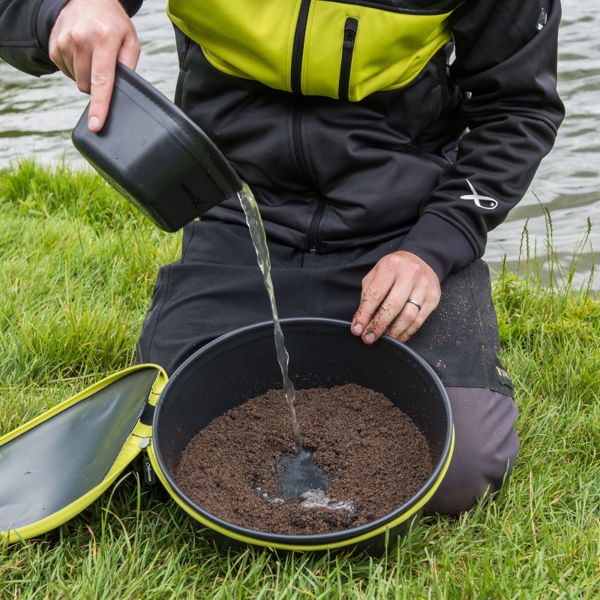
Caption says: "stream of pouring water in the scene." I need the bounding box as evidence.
[237,183,303,450]
[237,183,350,507]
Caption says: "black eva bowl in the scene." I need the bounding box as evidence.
[72,63,242,232]
[152,318,453,552]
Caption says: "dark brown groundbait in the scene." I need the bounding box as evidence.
[175,384,432,535]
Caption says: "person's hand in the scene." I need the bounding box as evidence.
[48,0,140,132]
[351,251,441,344]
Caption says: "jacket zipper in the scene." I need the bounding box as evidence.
[338,17,358,101]
[291,97,325,254]
[307,201,326,254]
[291,0,312,94]
[290,0,330,253]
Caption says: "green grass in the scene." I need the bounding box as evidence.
[1,161,598,599]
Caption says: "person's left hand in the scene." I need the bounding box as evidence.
[351,250,441,344]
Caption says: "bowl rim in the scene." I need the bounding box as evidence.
[152,317,453,545]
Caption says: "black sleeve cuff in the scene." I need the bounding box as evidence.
[399,213,477,283]
[36,0,71,52]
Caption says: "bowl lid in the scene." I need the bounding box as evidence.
[0,365,167,543]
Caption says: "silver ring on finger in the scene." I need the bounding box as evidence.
[406,298,422,311]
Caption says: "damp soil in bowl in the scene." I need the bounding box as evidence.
[175,383,433,536]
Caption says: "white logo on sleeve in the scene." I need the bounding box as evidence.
[460,179,498,210]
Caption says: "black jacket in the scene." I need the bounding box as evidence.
[0,0,564,282]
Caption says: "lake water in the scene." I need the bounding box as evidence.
[0,0,597,289]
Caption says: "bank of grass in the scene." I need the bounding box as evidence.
[0,160,598,599]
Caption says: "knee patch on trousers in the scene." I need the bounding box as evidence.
[425,387,519,515]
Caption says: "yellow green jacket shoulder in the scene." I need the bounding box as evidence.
[167,0,463,102]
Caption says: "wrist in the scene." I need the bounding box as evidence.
[400,213,477,283]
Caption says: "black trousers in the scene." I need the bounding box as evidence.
[137,219,519,514]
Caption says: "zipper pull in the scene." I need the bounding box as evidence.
[339,18,359,102]
[344,18,358,48]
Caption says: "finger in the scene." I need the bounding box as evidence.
[391,288,442,341]
[72,46,92,94]
[350,270,374,336]
[117,29,141,70]
[398,314,427,342]
[351,269,394,337]
[56,56,75,81]
[88,49,118,132]
[401,295,440,341]
[387,301,423,341]
[362,287,412,343]
[49,32,76,80]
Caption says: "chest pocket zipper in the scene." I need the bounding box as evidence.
[338,17,358,101]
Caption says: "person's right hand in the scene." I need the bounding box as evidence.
[48,0,140,132]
